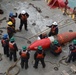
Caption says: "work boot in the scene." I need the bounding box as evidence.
[25,28,28,31]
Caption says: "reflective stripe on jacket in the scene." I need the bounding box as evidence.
[36,53,44,58]
[21,51,27,58]
[9,42,15,50]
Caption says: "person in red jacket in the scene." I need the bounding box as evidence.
[19,46,30,69]
[33,46,46,69]
[18,10,29,31]
[1,34,9,57]
[9,37,18,62]
[50,40,62,56]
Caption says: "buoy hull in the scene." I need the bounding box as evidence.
[28,38,51,51]
[57,32,76,44]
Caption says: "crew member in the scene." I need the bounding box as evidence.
[7,21,15,39]
[50,40,62,56]
[33,46,46,69]
[63,0,68,15]
[1,34,9,57]
[18,10,29,31]
[9,37,18,62]
[38,33,47,40]
[19,46,30,69]
[66,39,76,63]
[73,7,76,23]
[8,12,17,29]
[47,22,58,36]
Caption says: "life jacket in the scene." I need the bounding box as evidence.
[1,39,6,47]
[69,44,76,52]
[9,42,15,50]
[21,14,27,21]
[7,26,14,33]
[36,53,44,58]
[55,46,62,53]
[10,17,15,24]
[72,49,76,52]
[21,51,27,58]
[51,26,57,33]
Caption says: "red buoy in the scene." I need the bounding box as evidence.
[57,32,76,44]
[28,36,55,51]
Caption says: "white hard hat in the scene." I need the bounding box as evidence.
[52,22,57,25]
[21,10,26,14]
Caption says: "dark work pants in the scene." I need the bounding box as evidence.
[34,58,45,68]
[48,31,57,37]
[9,51,17,62]
[19,20,27,31]
[4,46,9,57]
[8,33,13,39]
[68,52,76,62]
[21,58,28,69]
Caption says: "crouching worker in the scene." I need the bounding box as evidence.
[9,37,18,62]
[37,33,48,40]
[46,22,58,36]
[66,39,76,63]
[1,34,9,57]
[19,46,30,69]
[33,46,46,69]
[50,40,62,56]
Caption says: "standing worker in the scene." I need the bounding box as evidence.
[8,12,17,29]
[18,10,29,31]
[47,22,58,36]
[63,0,68,15]
[7,21,15,39]
[9,37,18,62]
[66,39,76,63]
[1,34,9,57]
[50,40,62,56]
[73,7,76,23]
[33,46,46,69]
[19,46,30,69]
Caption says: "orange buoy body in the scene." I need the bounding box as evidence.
[28,37,54,51]
[57,32,76,44]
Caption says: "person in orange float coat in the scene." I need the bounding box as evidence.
[33,46,46,69]
[46,22,58,36]
[18,10,29,31]
[1,34,9,57]
[66,39,76,63]
[19,46,30,69]
[9,37,18,62]
[8,12,17,29]
[7,21,15,39]
[50,40,62,56]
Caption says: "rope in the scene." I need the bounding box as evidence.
[14,35,31,44]
[29,18,73,39]
[6,57,20,75]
